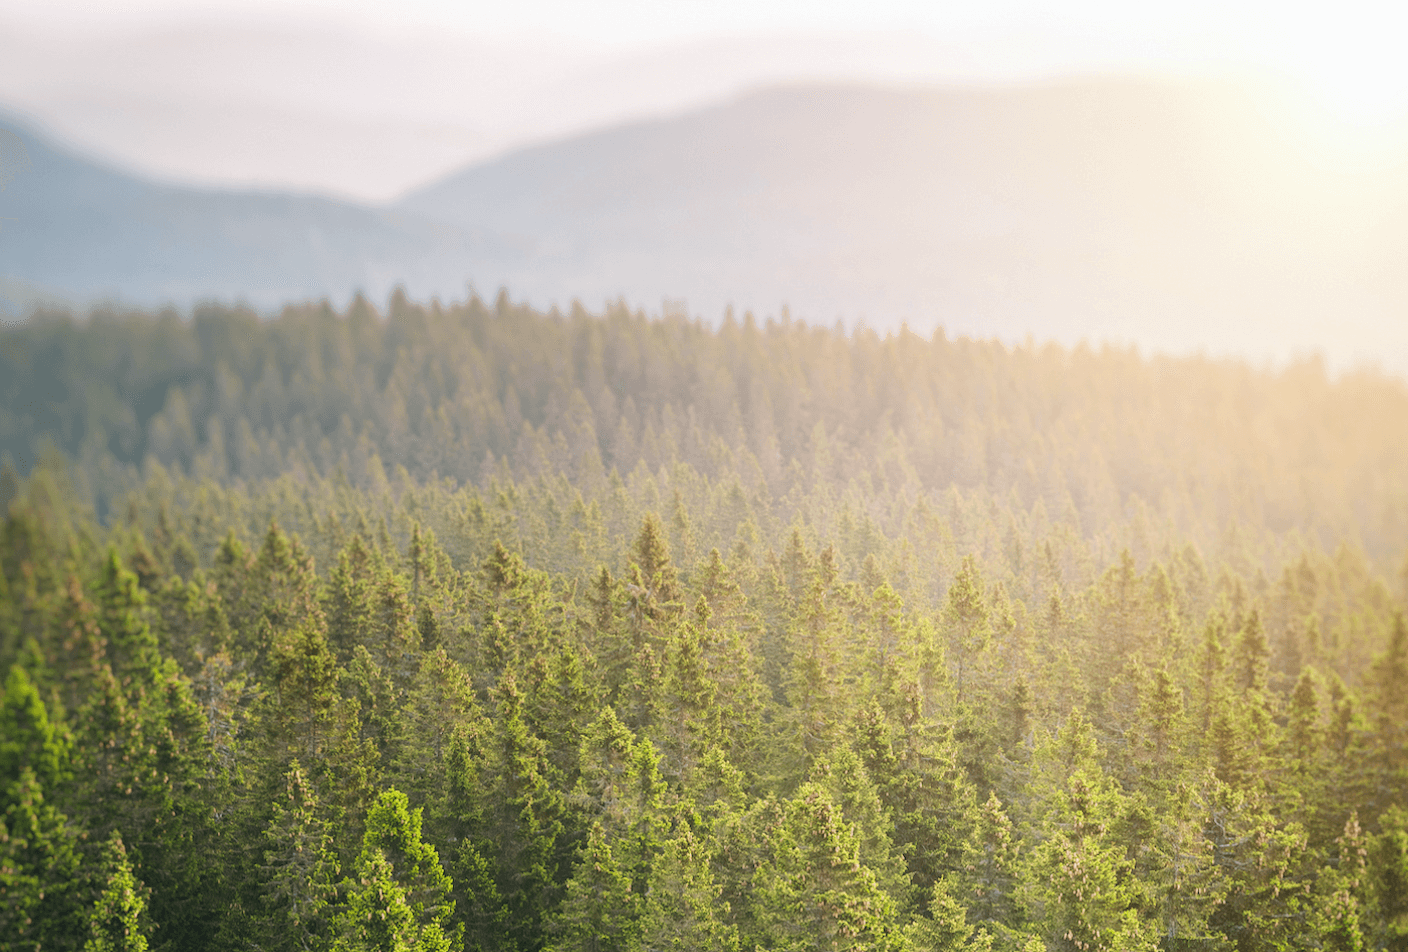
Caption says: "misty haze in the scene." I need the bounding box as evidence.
[2,4,1407,952]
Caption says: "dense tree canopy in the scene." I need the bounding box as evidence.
[1,292,1406,951]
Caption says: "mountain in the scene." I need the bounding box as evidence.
[0,111,502,312]
[401,80,1408,369]
[4,80,1407,372]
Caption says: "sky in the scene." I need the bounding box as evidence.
[3,0,1408,202]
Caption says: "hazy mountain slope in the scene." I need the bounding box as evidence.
[401,80,1408,369]
[0,112,499,311]
[5,81,1406,372]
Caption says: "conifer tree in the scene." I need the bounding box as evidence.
[1286,667,1322,770]
[353,789,457,946]
[1369,805,1408,951]
[85,833,151,952]
[48,574,107,720]
[370,572,419,685]
[241,523,325,669]
[652,610,720,784]
[1141,773,1227,948]
[1233,607,1271,699]
[484,673,568,952]
[326,536,379,663]
[1024,761,1154,952]
[853,697,975,897]
[956,792,1022,938]
[0,768,83,952]
[93,548,160,682]
[634,824,738,952]
[436,722,508,952]
[904,877,983,952]
[1195,610,1229,736]
[522,644,600,782]
[1369,611,1408,799]
[1,664,71,799]
[945,556,991,704]
[1313,813,1367,952]
[260,761,339,952]
[587,566,630,697]
[544,822,637,952]
[750,784,905,952]
[264,620,340,766]
[626,512,683,644]
[332,851,451,952]
[1134,666,1184,784]
[1202,781,1311,951]
[780,546,849,775]
[806,746,908,901]
[395,648,486,813]
[680,746,749,832]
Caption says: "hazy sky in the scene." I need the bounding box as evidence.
[3,0,1407,201]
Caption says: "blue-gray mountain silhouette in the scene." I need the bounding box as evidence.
[0,111,501,311]
[4,81,1406,369]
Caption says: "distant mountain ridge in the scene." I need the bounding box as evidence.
[399,81,1408,370]
[3,80,1407,372]
[0,110,502,311]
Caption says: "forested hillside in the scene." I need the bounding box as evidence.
[2,294,1407,952]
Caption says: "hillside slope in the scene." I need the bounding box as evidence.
[0,112,501,310]
[5,80,1407,371]
[402,80,1408,368]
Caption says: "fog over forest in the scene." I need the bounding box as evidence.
[2,295,1407,952]
[3,5,1408,949]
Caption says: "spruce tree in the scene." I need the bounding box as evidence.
[1313,813,1368,952]
[780,548,849,776]
[634,824,738,952]
[0,768,83,952]
[352,789,458,947]
[85,833,151,952]
[1369,611,1408,802]
[0,664,71,799]
[750,784,905,952]
[484,674,568,952]
[544,822,637,952]
[332,851,452,952]
[1369,805,1408,951]
[904,878,982,952]
[944,556,991,704]
[956,792,1022,938]
[259,761,339,952]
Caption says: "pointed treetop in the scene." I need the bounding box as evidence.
[631,512,679,604]
[1,664,71,797]
[85,832,151,952]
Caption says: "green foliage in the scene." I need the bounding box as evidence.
[634,823,737,952]
[750,784,906,952]
[1371,806,1408,951]
[0,295,1406,952]
[334,789,460,952]
[1,664,71,799]
[85,833,151,952]
[544,823,636,952]
[0,767,83,952]
[332,850,452,952]
[260,761,340,952]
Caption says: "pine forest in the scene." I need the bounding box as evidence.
[2,291,1407,952]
